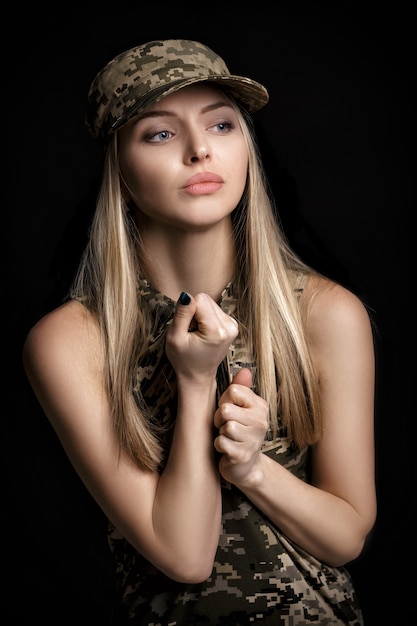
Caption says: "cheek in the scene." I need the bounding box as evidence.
[232,143,249,194]
[120,153,158,202]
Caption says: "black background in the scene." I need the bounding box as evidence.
[4,2,414,624]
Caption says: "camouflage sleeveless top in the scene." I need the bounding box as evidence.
[108,273,364,625]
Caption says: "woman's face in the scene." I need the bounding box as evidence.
[118,83,248,231]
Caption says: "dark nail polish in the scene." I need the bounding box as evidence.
[178,291,191,305]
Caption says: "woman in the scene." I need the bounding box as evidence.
[22,39,376,625]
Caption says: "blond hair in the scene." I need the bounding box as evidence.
[70,103,321,471]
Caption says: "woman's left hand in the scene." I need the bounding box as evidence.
[213,368,269,485]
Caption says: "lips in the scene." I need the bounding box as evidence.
[183,172,224,195]
[183,172,224,187]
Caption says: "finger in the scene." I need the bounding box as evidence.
[214,432,240,457]
[171,292,198,333]
[192,293,238,341]
[219,419,243,441]
[231,367,252,388]
[214,400,247,430]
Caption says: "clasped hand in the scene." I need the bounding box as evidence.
[166,292,269,486]
[214,367,269,485]
[165,292,239,383]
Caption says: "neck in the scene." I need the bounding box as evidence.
[138,219,236,302]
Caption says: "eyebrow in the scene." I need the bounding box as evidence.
[137,100,235,121]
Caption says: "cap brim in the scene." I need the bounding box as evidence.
[110,74,269,135]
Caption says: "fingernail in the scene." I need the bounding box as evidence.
[178,292,191,305]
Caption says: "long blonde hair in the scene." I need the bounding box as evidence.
[70,102,321,471]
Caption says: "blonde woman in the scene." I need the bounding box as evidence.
[23,39,376,625]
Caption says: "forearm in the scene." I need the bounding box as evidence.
[238,453,371,566]
[152,380,221,580]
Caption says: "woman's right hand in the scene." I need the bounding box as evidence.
[165,292,238,384]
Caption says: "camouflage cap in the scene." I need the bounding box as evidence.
[86,39,269,149]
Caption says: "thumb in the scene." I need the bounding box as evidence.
[231,367,252,388]
[172,291,198,332]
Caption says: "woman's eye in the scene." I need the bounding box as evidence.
[147,130,172,143]
[212,121,234,133]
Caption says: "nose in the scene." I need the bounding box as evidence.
[190,146,209,162]
[185,130,211,164]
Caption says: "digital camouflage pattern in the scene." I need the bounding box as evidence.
[107,273,364,625]
[86,39,269,150]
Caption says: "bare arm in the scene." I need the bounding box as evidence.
[214,277,376,566]
[22,294,238,583]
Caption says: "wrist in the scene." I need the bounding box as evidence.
[234,454,266,491]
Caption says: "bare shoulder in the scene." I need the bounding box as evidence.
[304,273,372,329]
[301,274,374,367]
[23,299,102,375]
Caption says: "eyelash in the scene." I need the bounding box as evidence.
[145,121,235,143]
